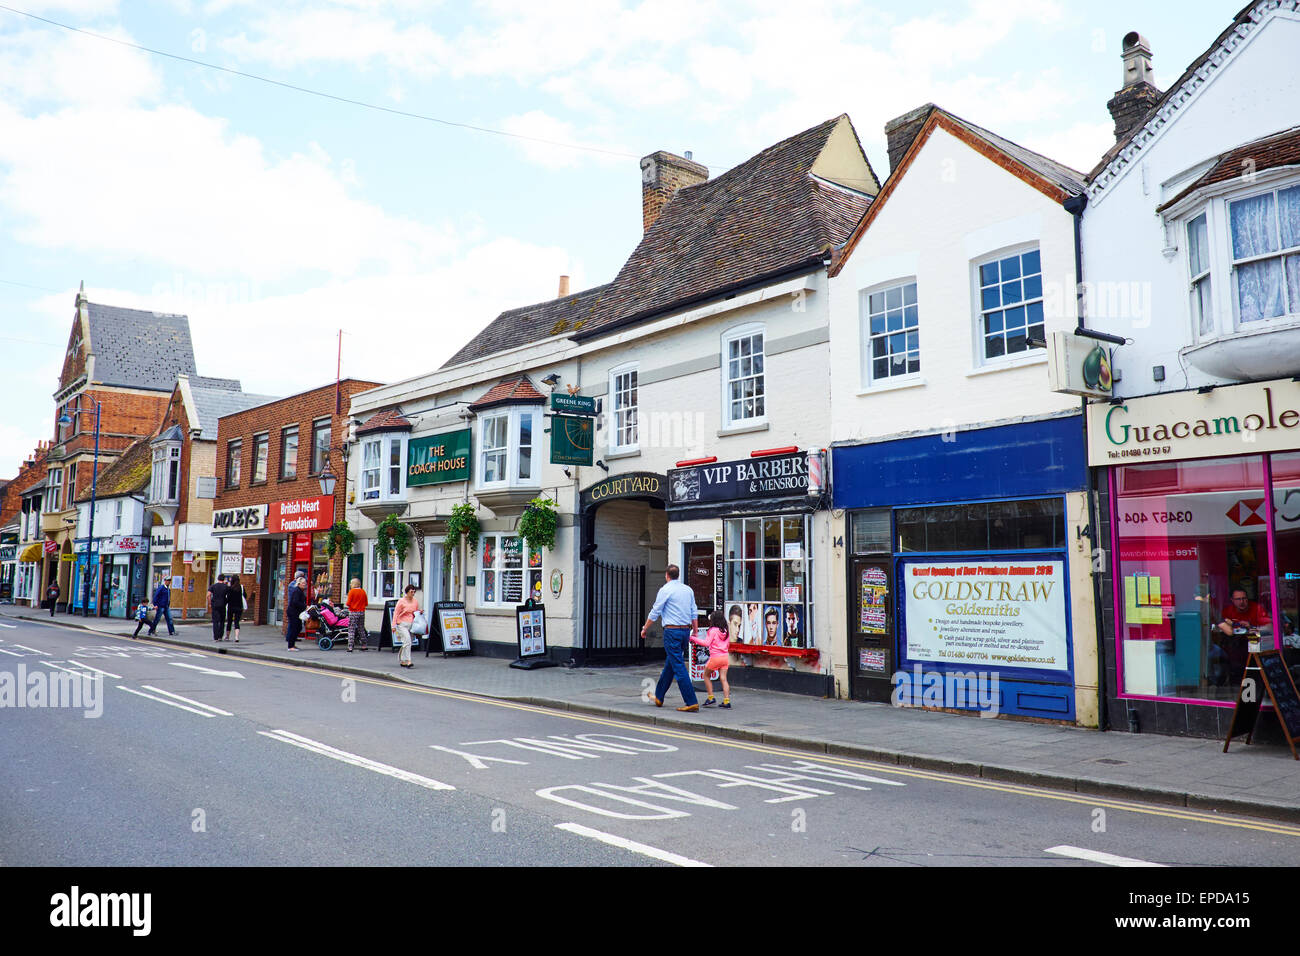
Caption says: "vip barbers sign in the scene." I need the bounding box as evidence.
[668,452,808,505]
[1088,378,1300,466]
[211,504,267,534]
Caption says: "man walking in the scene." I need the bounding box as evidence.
[641,564,700,712]
[147,577,175,636]
[208,573,228,642]
[45,581,59,617]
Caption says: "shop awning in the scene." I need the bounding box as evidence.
[18,542,43,562]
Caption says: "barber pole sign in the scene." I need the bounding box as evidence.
[807,449,825,498]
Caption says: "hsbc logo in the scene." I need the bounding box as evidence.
[1225,498,1267,527]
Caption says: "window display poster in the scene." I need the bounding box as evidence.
[436,602,470,652]
[782,604,803,648]
[517,606,546,657]
[743,602,763,644]
[860,567,888,635]
[903,560,1068,671]
[1124,572,1166,626]
[859,647,888,675]
[761,604,782,645]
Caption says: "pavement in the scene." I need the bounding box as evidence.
[7,601,1300,824]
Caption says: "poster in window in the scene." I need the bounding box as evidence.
[482,539,496,570]
[742,602,763,644]
[782,604,803,648]
[529,570,543,604]
[860,567,888,635]
[502,571,523,604]
[859,647,888,675]
[528,545,542,569]
[482,570,495,604]
[726,604,744,643]
[761,604,782,645]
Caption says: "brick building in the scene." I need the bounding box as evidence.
[0,442,51,606]
[212,379,381,631]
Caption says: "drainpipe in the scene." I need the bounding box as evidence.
[1065,192,1110,732]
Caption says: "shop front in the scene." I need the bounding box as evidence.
[150,525,174,591]
[0,531,16,601]
[665,449,829,695]
[833,416,1094,723]
[100,535,149,618]
[70,541,100,614]
[1090,378,1300,737]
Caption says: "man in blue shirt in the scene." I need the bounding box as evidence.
[642,564,700,712]
[147,578,175,636]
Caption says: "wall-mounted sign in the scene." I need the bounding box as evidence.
[0,531,17,545]
[150,527,175,552]
[220,552,241,575]
[292,533,312,563]
[103,535,149,555]
[551,415,594,466]
[1048,331,1113,399]
[668,452,808,506]
[195,476,218,499]
[212,505,267,534]
[407,429,471,486]
[579,472,666,511]
[242,557,257,576]
[550,393,597,416]
[1087,379,1300,466]
[269,496,333,534]
[549,569,563,597]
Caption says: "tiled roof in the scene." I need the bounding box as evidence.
[443,115,874,367]
[1157,126,1300,212]
[87,302,197,391]
[74,438,151,502]
[356,409,414,434]
[942,111,1086,196]
[187,377,280,441]
[467,375,546,411]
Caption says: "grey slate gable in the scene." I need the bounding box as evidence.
[86,302,197,391]
[188,383,281,441]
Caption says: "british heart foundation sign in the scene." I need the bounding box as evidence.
[269,496,334,534]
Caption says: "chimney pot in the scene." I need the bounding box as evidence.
[558,275,570,297]
[640,150,708,233]
[1107,31,1160,142]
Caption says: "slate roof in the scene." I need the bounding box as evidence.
[941,110,1086,196]
[187,376,280,441]
[1157,126,1300,211]
[356,409,414,435]
[443,115,874,367]
[87,302,197,391]
[74,438,151,502]
[467,375,546,411]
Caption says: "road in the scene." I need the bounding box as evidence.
[2,615,1298,867]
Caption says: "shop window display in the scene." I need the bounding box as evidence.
[722,515,811,648]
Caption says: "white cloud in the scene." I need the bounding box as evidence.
[0,26,162,106]
[499,111,628,168]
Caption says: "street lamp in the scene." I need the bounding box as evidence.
[58,400,102,617]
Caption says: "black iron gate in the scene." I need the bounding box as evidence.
[582,558,647,662]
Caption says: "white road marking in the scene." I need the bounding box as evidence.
[11,644,51,655]
[259,730,455,791]
[0,622,16,628]
[555,822,712,867]
[169,662,245,679]
[1045,845,1166,867]
[40,661,100,680]
[116,685,219,718]
[140,685,233,717]
[65,659,122,680]
[0,647,24,656]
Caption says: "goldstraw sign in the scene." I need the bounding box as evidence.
[1087,379,1300,466]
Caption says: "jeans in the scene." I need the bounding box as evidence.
[149,607,175,635]
[654,627,698,707]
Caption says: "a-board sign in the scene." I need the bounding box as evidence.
[511,601,556,669]
[1223,650,1300,760]
[431,601,471,656]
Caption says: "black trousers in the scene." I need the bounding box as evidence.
[212,607,226,640]
[225,610,242,635]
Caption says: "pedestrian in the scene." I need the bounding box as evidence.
[346,577,368,652]
[641,565,701,712]
[208,573,228,641]
[690,609,732,709]
[392,583,419,668]
[45,581,60,617]
[224,574,245,643]
[131,600,151,638]
[148,577,175,636]
[285,574,307,651]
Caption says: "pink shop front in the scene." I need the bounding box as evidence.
[1091,378,1300,738]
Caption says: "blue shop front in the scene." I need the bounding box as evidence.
[832,415,1098,724]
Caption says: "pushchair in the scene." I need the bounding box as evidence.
[307,599,352,650]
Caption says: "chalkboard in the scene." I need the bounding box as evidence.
[1223,651,1300,760]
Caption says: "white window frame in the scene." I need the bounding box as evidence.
[151,444,181,504]
[280,426,299,481]
[475,406,541,492]
[360,434,407,503]
[226,440,242,488]
[476,532,543,609]
[1187,211,1214,339]
[368,539,405,601]
[114,499,123,532]
[252,432,269,484]
[47,468,62,512]
[1226,181,1300,328]
[860,278,920,388]
[973,244,1046,367]
[608,363,639,453]
[721,323,766,428]
[311,418,331,475]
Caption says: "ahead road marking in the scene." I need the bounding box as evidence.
[169,662,245,679]
[116,685,221,718]
[259,730,455,791]
[140,685,233,717]
[556,822,711,867]
[1045,845,1165,867]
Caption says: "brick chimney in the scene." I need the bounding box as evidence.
[1107,32,1161,142]
[883,104,936,177]
[640,150,708,232]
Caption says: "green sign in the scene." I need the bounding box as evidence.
[407,429,472,485]
[550,393,597,415]
[550,414,594,466]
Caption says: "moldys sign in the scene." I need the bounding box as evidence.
[904,561,1068,672]
[269,496,334,534]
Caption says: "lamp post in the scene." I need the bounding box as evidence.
[59,401,102,617]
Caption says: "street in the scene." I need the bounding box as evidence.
[2,615,1297,867]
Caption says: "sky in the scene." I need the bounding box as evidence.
[0,0,1244,475]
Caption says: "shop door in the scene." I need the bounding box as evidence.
[849,558,894,702]
[683,541,715,627]
[267,546,285,627]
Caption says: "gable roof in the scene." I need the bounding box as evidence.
[1156,126,1300,212]
[830,106,1084,277]
[86,302,197,391]
[1086,1,1278,193]
[184,376,280,441]
[74,438,152,502]
[467,375,546,412]
[443,115,877,367]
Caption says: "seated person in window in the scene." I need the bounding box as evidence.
[1208,588,1271,686]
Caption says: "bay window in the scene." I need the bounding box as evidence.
[477,533,543,608]
[47,468,62,512]
[1228,183,1300,323]
[476,407,540,491]
[151,445,180,503]
[360,434,406,502]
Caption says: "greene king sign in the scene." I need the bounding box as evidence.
[1087,379,1300,466]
